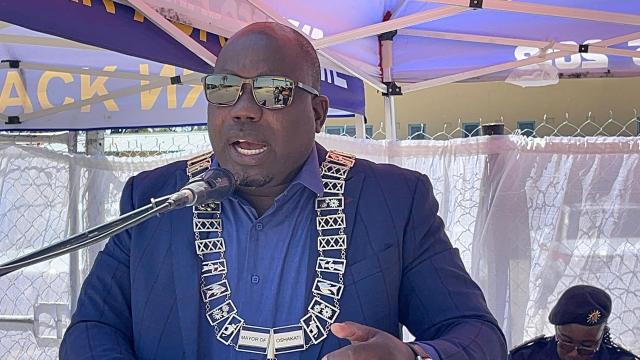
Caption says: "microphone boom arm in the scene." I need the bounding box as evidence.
[0,166,236,278]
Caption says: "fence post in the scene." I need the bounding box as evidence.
[383,97,397,140]
[472,123,531,347]
[84,130,107,276]
[67,131,82,314]
[355,114,366,139]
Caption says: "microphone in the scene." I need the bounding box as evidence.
[166,167,237,209]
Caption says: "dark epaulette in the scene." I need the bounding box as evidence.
[510,335,550,354]
[604,343,640,360]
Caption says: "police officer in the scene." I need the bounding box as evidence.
[509,285,638,360]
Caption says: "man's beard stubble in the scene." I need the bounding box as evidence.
[237,173,272,188]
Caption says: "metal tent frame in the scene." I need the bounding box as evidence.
[118,0,640,140]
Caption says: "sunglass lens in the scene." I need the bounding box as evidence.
[204,74,242,105]
[253,77,295,108]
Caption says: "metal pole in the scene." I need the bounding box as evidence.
[354,114,366,139]
[0,132,69,145]
[85,130,105,155]
[383,96,397,140]
[0,315,33,332]
[472,123,506,332]
[66,131,81,314]
[472,123,532,347]
[84,130,106,274]
[380,31,398,141]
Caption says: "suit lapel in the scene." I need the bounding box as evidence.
[170,170,200,360]
[303,145,365,360]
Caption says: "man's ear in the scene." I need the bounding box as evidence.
[312,95,329,133]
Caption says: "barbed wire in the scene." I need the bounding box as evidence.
[325,110,640,141]
[3,110,638,158]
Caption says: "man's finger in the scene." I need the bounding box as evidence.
[330,321,377,343]
[321,343,366,360]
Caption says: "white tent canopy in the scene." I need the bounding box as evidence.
[130,0,640,91]
[111,0,640,139]
[2,0,638,136]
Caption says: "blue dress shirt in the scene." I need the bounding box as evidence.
[201,146,324,359]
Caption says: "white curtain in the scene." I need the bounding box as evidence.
[0,134,638,358]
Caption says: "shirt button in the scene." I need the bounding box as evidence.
[251,274,260,284]
[256,222,263,230]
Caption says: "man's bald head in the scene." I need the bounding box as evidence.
[215,22,321,89]
[207,22,330,198]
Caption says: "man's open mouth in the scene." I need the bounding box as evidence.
[231,140,268,156]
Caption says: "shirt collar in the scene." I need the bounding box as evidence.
[210,143,323,196]
[291,143,323,196]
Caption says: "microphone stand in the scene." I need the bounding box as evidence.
[0,195,173,278]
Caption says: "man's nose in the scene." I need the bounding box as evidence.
[566,349,581,359]
[231,83,261,122]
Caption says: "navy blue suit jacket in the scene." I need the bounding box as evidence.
[60,146,507,359]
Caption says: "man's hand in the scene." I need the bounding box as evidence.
[321,321,416,360]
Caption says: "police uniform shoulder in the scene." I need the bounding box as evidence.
[509,335,551,356]
[603,343,640,360]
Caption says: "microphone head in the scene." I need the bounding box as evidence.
[200,167,237,202]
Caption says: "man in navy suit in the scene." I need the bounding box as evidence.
[60,22,507,360]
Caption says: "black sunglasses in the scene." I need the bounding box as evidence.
[202,74,319,109]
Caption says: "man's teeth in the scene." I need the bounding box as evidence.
[234,143,267,155]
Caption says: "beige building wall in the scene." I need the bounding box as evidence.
[325,77,640,139]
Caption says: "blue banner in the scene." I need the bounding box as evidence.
[0,0,364,130]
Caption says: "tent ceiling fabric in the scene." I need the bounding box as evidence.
[1,0,639,129]
[134,0,640,89]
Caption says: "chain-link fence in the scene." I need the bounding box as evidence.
[5,110,637,158]
[71,111,640,158]
[0,142,174,359]
[0,147,74,359]
[325,111,640,140]
[522,155,640,349]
